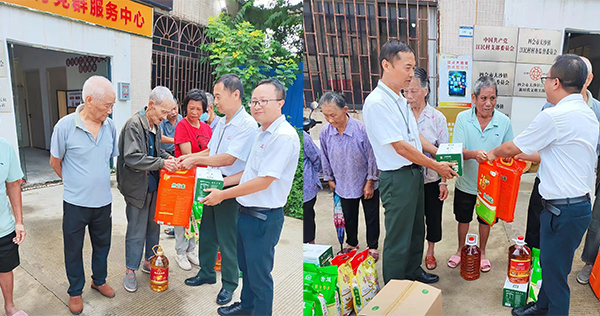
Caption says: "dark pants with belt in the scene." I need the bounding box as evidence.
[581,158,600,264]
[537,198,591,315]
[340,189,380,249]
[63,201,112,297]
[197,197,239,291]
[525,177,543,249]
[303,197,316,243]
[379,166,425,284]
[238,206,284,316]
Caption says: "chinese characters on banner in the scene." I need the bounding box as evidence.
[1,0,153,37]
[472,61,516,96]
[438,54,473,108]
[473,25,519,62]
[513,64,551,98]
[516,28,562,64]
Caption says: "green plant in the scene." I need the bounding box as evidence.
[202,14,300,109]
[284,129,303,219]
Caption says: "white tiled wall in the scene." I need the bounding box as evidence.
[130,35,153,115]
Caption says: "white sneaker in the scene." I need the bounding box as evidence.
[187,251,199,266]
[176,253,192,270]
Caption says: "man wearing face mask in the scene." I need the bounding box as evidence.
[160,100,183,157]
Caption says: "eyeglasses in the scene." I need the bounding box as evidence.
[248,99,283,108]
[540,76,561,84]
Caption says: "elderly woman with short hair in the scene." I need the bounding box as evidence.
[319,92,381,260]
[405,67,449,271]
[447,76,514,272]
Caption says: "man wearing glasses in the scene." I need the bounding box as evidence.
[117,86,179,293]
[179,74,258,306]
[50,76,120,314]
[487,55,599,316]
[200,78,300,316]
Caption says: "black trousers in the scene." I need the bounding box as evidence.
[424,180,444,243]
[63,201,112,297]
[303,197,317,243]
[340,189,380,249]
[525,177,543,249]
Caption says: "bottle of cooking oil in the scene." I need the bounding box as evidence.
[460,234,481,281]
[150,245,169,292]
[508,236,531,284]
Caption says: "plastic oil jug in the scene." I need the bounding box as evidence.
[508,236,531,284]
[461,234,481,281]
[495,158,527,222]
[150,245,169,292]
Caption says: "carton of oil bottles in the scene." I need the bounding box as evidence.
[150,245,169,292]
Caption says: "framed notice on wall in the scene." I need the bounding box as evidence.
[67,90,82,108]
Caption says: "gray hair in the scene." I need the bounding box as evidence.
[82,75,113,101]
[149,86,174,105]
[319,91,346,109]
[205,92,215,106]
[473,75,498,97]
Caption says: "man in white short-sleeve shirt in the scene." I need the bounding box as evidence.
[179,74,258,306]
[363,40,457,285]
[200,78,300,316]
[487,55,599,316]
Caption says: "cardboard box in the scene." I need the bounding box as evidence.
[503,277,528,308]
[194,167,224,201]
[303,244,333,267]
[436,143,463,176]
[359,280,442,316]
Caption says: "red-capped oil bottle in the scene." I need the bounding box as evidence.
[460,234,481,281]
[150,245,169,292]
[508,236,531,284]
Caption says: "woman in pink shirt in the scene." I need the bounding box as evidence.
[172,89,213,270]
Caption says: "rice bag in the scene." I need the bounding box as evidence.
[350,249,380,314]
[331,250,357,316]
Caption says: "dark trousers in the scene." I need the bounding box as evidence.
[537,200,591,315]
[424,180,443,243]
[238,207,284,316]
[525,177,543,249]
[303,197,316,243]
[379,167,425,283]
[340,189,380,249]
[581,158,600,264]
[63,201,112,297]
[197,197,239,291]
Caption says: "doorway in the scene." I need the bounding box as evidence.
[7,43,110,184]
[564,30,600,99]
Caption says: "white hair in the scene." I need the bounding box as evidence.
[82,75,113,102]
[580,56,593,75]
[205,92,215,106]
[149,86,174,105]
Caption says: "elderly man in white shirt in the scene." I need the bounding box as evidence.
[200,78,300,316]
[363,40,457,285]
[487,55,598,316]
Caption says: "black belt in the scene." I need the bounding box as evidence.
[541,193,590,216]
[400,164,421,171]
[240,206,277,221]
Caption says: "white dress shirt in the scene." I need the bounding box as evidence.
[363,80,422,171]
[514,94,599,199]
[236,115,301,208]
[207,106,258,176]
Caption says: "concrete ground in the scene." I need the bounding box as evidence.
[3,178,301,316]
[311,173,600,315]
[20,147,61,187]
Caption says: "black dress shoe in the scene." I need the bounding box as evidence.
[184,275,216,286]
[217,302,252,316]
[512,302,548,316]
[410,271,439,284]
[217,288,233,305]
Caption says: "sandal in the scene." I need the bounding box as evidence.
[447,255,461,268]
[8,311,29,316]
[481,258,492,272]
[425,255,437,270]
[340,245,359,255]
[368,249,379,262]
